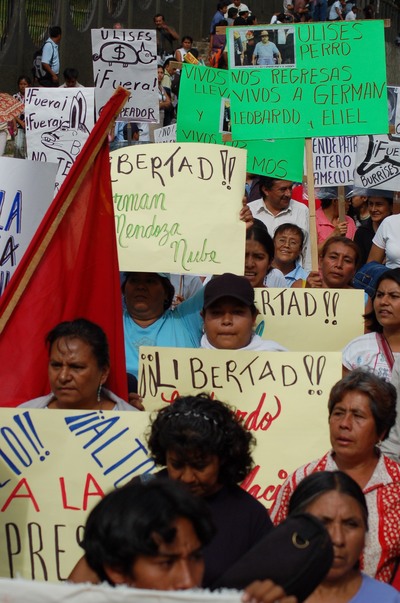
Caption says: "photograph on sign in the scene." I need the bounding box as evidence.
[219,98,231,133]
[227,26,296,69]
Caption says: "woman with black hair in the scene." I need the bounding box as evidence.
[343,268,400,381]
[147,393,273,587]
[245,222,286,288]
[288,471,400,602]
[19,318,134,411]
[122,272,204,388]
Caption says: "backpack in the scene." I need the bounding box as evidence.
[32,41,53,82]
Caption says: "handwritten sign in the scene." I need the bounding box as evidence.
[353,134,400,190]
[154,123,177,143]
[312,136,358,186]
[91,29,158,122]
[110,143,247,274]
[0,157,57,296]
[25,88,94,194]
[0,409,153,581]
[139,347,340,507]
[0,579,244,603]
[177,65,304,181]
[227,22,388,139]
[254,288,365,351]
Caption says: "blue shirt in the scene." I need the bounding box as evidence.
[350,575,400,602]
[284,261,309,287]
[124,288,204,377]
[41,38,60,74]
[210,10,225,34]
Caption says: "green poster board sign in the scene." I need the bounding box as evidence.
[177,64,304,181]
[227,21,387,140]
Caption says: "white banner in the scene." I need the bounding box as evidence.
[354,134,400,190]
[154,123,177,143]
[25,88,94,194]
[0,157,57,295]
[91,29,158,123]
[311,136,358,187]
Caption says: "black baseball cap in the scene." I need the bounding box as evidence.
[204,273,255,309]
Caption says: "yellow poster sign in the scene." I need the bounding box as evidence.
[138,347,341,508]
[110,143,247,275]
[254,288,365,350]
[0,409,152,582]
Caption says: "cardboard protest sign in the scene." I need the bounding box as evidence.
[353,134,400,190]
[0,579,243,603]
[254,288,365,351]
[91,29,158,122]
[154,123,176,143]
[0,157,57,296]
[177,64,304,181]
[25,87,94,194]
[139,347,340,507]
[0,409,153,581]
[311,136,358,186]
[110,143,247,274]
[227,22,388,140]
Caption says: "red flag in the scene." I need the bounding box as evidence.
[0,87,130,406]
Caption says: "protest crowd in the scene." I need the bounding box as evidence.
[2,3,400,603]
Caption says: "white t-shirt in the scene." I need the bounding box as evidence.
[342,332,399,382]
[329,0,343,19]
[372,214,400,269]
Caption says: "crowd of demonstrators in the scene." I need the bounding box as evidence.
[5,10,400,601]
[281,0,365,22]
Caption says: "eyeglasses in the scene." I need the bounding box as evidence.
[275,237,301,248]
[261,35,269,37]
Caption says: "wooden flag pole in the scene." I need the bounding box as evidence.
[305,138,319,271]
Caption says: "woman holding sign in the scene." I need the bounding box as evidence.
[270,369,400,587]
[305,237,360,290]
